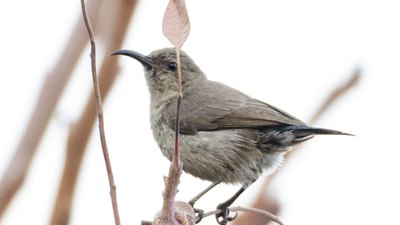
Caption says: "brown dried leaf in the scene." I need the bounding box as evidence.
[174,201,196,225]
[153,201,195,225]
[162,0,190,48]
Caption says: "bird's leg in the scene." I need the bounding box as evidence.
[189,181,221,206]
[189,181,221,223]
[216,181,253,225]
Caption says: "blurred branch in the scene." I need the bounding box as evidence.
[231,179,280,225]
[49,1,138,225]
[309,68,360,125]
[80,0,121,224]
[232,69,360,225]
[0,0,101,217]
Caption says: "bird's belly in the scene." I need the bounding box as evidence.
[152,124,285,184]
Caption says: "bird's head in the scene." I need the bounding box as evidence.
[112,48,206,97]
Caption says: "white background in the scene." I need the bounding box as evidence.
[1,0,399,225]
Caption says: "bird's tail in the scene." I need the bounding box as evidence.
[279,125,353,146]
[258,125,352,151]
[283,125,354,136]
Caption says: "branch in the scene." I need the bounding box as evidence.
[49,1,138,225]
[80,0,121,224]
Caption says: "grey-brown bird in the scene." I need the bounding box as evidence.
[112,48,350,224]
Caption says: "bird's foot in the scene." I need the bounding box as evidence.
[193,208,204,224]
[215,206,237,225]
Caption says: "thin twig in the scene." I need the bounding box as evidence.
[201,206,283,225]
[174,49,183,164]
[50,1,137,224]
[80,0,120,224]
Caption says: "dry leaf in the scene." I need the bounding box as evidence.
[153,201,195,225]
[162,0,190,48]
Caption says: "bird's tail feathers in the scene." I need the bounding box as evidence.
[258,125,352,151]
[281,125,353,136]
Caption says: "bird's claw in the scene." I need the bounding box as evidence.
[193,208,204,224]
[216,207,237,225]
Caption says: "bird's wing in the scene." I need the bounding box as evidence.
[166,81,305,135]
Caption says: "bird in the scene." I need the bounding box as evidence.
[111,48,351,224]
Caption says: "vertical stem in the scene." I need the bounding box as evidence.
[80,0,120,224]
[174,48,182,165]
[176,49,183,96]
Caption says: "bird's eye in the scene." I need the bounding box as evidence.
[168,62,177,71]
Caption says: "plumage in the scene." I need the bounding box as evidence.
[165,80,306,135]
[111,48,351,224]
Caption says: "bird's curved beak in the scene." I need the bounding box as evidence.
[111,50,155,70]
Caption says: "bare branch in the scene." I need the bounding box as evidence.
[80,0,121,224]
[49,1,138,225]
[158,164,183,225]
